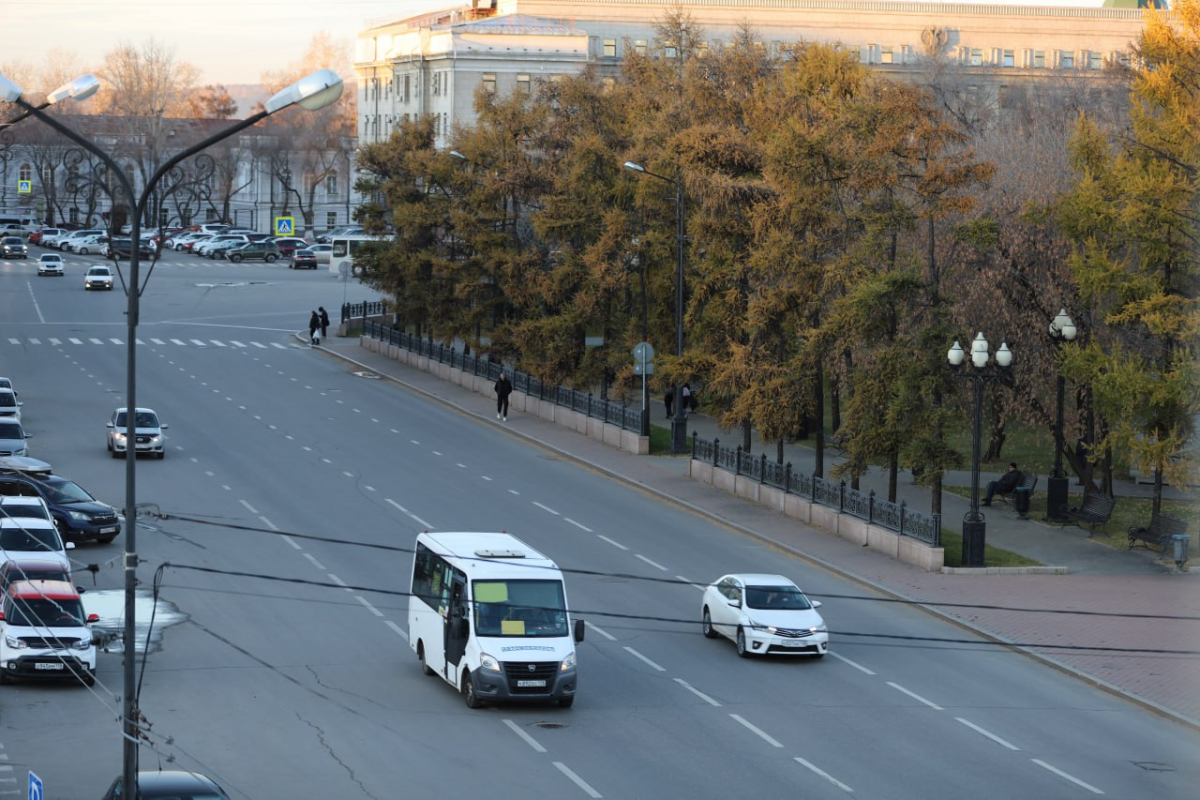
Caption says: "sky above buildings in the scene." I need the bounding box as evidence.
[6,0,1118,88]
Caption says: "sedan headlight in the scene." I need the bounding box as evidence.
[112,432,126,441]
[479,653,501,673]
[71,636,92,650]
[5,636,26,650]
[68,510,91,522]
[560,651,576,672]
[810,624,827,633]
[148,434,162,442]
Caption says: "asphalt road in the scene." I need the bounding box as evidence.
[1,249,1197,799]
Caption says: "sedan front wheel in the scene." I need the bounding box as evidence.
[736,626,753,658]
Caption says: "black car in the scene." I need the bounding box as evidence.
[290,248,319,269]
[0,466,121,544]
[1,237,28,258]
[225,241,281,263]
[101,770,231,799]
[107,238,155,259]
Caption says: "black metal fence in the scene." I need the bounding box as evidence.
[361,320,646,434]
[692,435,941,546]
[341,301,386,324]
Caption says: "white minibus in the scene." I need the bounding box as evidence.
[408,531,583,709]
[329,234,386,277]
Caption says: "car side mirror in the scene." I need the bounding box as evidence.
[87,613,99,622]
[66,542,76,550]
[811,600,822,609]
[106,423,114,429]
[574,619,585,643]
[161,423,169,430]
[76,586,86,594]
[23,433,31,439]
[730,599,741,609]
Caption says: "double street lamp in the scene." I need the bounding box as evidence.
[1046,309,1077,522]
[948,333,1013,566]
[623,160,687,453]
[1,67,343,798]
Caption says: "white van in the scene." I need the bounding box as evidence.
[408,531,583,708]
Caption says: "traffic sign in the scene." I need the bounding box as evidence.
[28,771,42,800]
[633,362,654,375]
[17,180,31,194]
[632,341,655,362]
[274,216,294,236]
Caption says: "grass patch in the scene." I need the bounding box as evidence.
[649,423,680,455]
[938,527,1042,568]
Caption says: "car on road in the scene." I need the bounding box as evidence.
[1,236,28,258]
[289,248,319,270]
[0,421,30,457]
[0,518,75,570]
[100,770,231,800]
[0,579,97,686]
[0,558,73,595]
[701,573,828,658]
[84,265,114,290]
[0,389,22,422]
[0,379,13,396]
[107,407,168,459]
[0,461,121,544]
[36,228,67,248]
[316,225,362,244]
[36,253,65,276]
[225,241,281,263]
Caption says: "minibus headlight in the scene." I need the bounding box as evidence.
[560,651,576,672]
[480,653,501,673]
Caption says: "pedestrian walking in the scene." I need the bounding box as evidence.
[494,373,513,421]
[680,383,692,419]
[308,310,320,345]
[318,306,330,339]
[664,386,675,419]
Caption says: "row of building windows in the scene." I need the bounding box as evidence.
[13,162,340,197]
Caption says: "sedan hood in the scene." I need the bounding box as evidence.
[745,608,825,630]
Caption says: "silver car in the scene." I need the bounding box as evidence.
[0,421,30,457]
[37,253,64,276]
[84,265,114,290]
[107,407,168,458]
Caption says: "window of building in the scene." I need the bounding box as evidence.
[1060,51,1074,69]
[696,40,709,58]
[970,48,983,66]
[1117,52,1130,68]
[1033,50,1046,68]
[402,74,410,103]
[634,39,647,57]
[516,74,531,94]
[1002,50,1014,67]
[603,38,616,58]
[69,207,79,224]
[327,212,337,229]
[1089,51,1103,70]
[482,73,497,94]
[325,172,338,197]
[18,163,31,182]
[663,40,677,59]
[880,47,894,64]
[432,73,440,96]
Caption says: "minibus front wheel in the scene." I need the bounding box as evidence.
[463,669,484,709]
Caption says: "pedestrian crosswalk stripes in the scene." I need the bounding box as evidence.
[2,335,299,350]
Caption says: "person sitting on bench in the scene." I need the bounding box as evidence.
[982,463,1023,506]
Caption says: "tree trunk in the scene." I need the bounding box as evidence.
[815,360,825,479]
[742,418,752,452]
[888,450,898,503]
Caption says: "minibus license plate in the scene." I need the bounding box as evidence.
[517,679,546,688]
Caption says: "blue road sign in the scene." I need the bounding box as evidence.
[28,771,42,800]
[17,180,32,194]
[274,216,294,236]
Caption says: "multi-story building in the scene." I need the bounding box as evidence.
[355,0,1151,146]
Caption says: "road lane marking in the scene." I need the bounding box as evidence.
[729,714,783,748]
[49,338,61,345]
[794,757,854,793]
[210,340,226,347]
[303,553,326,570]
[238,500,258,514]
[171,338,186,345]
[887,682,943,711]
[533,501,560,516]
[69,337,83,344]
[259,516,278,531]
[89,338,103,344]
[502,719,547,753]
[271,342,287,349]
[676,576,706,591]
[830,652,875,675]
[320,457,332,464]
[565,518,591,532]
[355,596,384,617]
[385,498,433,529]
[1031,760,1103,794]
[151,338,165,345]
[365,486,375,492]
[456,463,467,469]
[597,535,628,551]
[956,718,1019,751]
[328,574,351,591]
[431,450,441,455]
[384,620,408,641]
[584,621,616,641]
[481,476,493,481]
[673,678,720,706]
[222,485,232,491]
[342,471,354,477]
[508,489,519,495]
[28,338,40,345]
[623,647,665,671]
[109,338,122,344]
[553,762,602,798]
[635,554,667,571]
[190,339,206,346]
[230,341,245,347]
[252,342,267,348]
[281,535,303,550]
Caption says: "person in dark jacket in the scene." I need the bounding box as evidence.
[494,373,513,421]
[308,310,320,345]
[983,463,1023,505]
[664,386,675,419]
[318,306,330,339]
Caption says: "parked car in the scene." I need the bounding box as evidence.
[0,495,52,523]
[0,578,97,685]
[0,224,29,239]
[0,421,31,457]
[225,241,281,263]
[196,234,249,257]
[0,378,15,397]
[0,459,121,544]
[100,771,231,800]
[289,248,319,270]
[0,389,22,422]
[701,573,828,658]
[106,238,154,259]
[0,558,73,595]
[167,232,203,250]
[316,225,362,244]
[208,238,250,259]
[0,518,75,570]
[307,243,333,266]
[56,229,104,251]
[107,407,168,459]
[195,223,233,235]
[67,234,107,255]
[84,265,114,290]
[36,228,67,248]
[27,229,46,245]
[36,253,64,276]
[182,234,215,253]
[268,236,309,256]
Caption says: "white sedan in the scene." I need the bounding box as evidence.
[37,253,65,276]
[701,573,828,658]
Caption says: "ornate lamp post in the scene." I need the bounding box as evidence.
[623,160,687,453]
[1046,309,1077,521]
[948,333,1013,566]
[1,67,343,799]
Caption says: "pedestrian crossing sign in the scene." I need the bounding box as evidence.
[17,180,31,194]
[274,216,294,236]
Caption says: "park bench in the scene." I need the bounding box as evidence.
[1066,491,1116,534]
[998,473,1038,519]
[1127,512,1188,552]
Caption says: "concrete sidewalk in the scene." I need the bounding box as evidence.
[311,332,1200,729]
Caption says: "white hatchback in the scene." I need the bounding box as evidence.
[701,573,828,658]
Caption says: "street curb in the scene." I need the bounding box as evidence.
[942,566,1069,575]
[309,335,1200,734]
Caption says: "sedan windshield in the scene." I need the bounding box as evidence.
[4,597,85,627]
[745,586,813,611]
[114,412,159,428]
[0,527,61,552]
[472,579,568,637]
[0,394,15,408]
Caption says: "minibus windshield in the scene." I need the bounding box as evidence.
[473,579,568,637]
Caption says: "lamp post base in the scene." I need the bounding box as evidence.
[1046,475,1070,522]
[671,417,688,455]
[961,517,986,567]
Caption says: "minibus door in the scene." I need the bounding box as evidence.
[444,571,468,673]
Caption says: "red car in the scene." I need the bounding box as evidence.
[270,237,310,256]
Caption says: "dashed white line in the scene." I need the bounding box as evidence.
[259,517,278,531]
[371,418,379,423]
[252,342,267,348]
[729,714,784,748]
[674,678,720,706]
[794,757,854,793]
[327,574,350,590]
[533,501,560,516]
[355,596,384,617]
[830,652,875,675]
[431,450,442,456]
[407,437,417,442]
[584,621,616,641]
[481,476,493,481]
[564,518,592,532]
[280,535,303,550]
[623,647,665,671]
[635,554,667,571]
[204,471,215,477]
[365,486,376,492]
[502,719,547,753]
[456,463,467,469]
[384,620,408,641]
[553,762,602,798]
[303,553,326,570]
[221,485,232,491]
[109,337,123,344]
[230,341,245,347]
[28,338,40,345]
[1031,760,1104,794]
[69,337,83,344]
[887,682,943,711]
[342,471,354,477]
[210,340,226,347]
[956,718,1019,751]
[597,535,628,551]
[239,500,259,514]
[508,489,520,495]
[320,457,332,464]
[385,498,434,529]
[49,338,61,345]
[676,575,706,591]
[271,342,287,349]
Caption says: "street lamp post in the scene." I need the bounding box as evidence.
[623,160,687,453]
[948,333,1013,567]
[2,68,343,798]
[1046,309,1077,522]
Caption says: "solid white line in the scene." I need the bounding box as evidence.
[673,678,720,706]
[584,620,616,641]
[27,283,45,323]
[385,498,434,529]
[565,518,592,532]
[956,718,1019,751]
[508,489,520,495]
[384,620,408,641]
[729,714,784,748]
[239,499,258,514]
[355,596,384,617]
[328,574,351,590]
[794,757,854,793]
[829,652,875,675]
[190,339,206,346]
[635,554,668,571]
[303,553,326,570]
[886,682,943,711]
[109,337,122,344]
[533,501,560,516]
[597,535,628,551]
[623,647,665,671]
[481,476,493,481]
[280,535,303,550]
[677,576,706,591]
[553,762,602,798]
[502,719,547,753]
[258,516,278,531]
[1031,760,1104,794]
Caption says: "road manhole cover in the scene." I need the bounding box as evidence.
[1132,762,1176,772]
[534,722,567,730]
[353,371,381,379]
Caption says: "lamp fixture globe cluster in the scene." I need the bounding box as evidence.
[1049,308,1078,342]
[948,332,1012,369]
